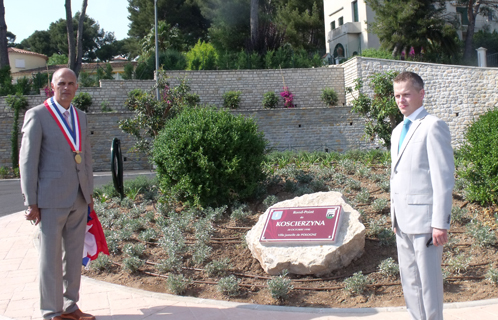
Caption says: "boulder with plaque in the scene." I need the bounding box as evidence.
[246,191,366,276]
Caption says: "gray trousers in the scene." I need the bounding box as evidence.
[396,228,444,320]
[39,191,87,320]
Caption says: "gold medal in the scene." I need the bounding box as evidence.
[75,153,82,164]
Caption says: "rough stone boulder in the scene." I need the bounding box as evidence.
[246,191,365,276]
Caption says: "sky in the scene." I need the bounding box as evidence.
[4,0,131,43]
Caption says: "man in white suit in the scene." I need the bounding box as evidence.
[390,71,454,320]
[20,68,95,320]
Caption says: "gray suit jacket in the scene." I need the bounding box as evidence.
[390,108,454,234]
[19,103,93,208]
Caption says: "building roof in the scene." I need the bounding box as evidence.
[8,47,48,61]
[11,61,138,78]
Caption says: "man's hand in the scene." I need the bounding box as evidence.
[25,205,41,225]
[89,197,94,212]
[432,228,448,246]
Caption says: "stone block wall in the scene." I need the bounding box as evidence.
[232,107,372,152]
[2,61,497,170]
[165,68,346,109]
[343,57,498,146]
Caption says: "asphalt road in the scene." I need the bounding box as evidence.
[0,171,155,218]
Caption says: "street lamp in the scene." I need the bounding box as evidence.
[154,0,160,100]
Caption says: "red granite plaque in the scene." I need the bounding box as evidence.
[259,206,343,244]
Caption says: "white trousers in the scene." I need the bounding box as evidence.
[396,228,444,320]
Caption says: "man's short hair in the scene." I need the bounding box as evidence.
[393,71,424,91]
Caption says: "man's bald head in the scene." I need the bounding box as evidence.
[51,68,79,109]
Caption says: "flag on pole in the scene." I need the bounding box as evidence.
[83,206,109,267]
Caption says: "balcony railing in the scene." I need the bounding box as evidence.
[328,22,362,42]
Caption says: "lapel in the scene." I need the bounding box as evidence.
[393,109,429,168]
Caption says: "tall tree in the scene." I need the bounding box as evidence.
[195,0,251,52]
[458,0,498,61]
[366,0,458,60]
[0,0,9,69]
[127,0,209,48]
[65,0,76,71]
[20,15,114,62]
[250,0,259,46]
[75,0,88,75]
[273,0,325,52]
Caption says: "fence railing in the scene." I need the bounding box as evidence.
[487,52,498,67]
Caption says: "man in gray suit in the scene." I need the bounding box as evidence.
[20,68,95,320]
[391,71,454,320]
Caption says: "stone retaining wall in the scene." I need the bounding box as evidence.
[343,57,498,146]
[2,61,497,170]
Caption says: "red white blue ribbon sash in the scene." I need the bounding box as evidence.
[44,97,82,153]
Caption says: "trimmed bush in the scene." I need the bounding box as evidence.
[153,107,267,207]
[457,108,498,205]
[262,91,279,109]
[320,88,339,107]
[72,92,92,112]
[223,90,242,109]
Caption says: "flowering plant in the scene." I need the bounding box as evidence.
[44,86,54,98]
[280,86,294,108]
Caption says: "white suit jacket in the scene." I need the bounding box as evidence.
[390,108,454,234]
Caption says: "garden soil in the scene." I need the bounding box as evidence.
[82,166,498,308]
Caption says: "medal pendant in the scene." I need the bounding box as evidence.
[75,154,82,164]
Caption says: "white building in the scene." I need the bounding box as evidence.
[323,0,498,62]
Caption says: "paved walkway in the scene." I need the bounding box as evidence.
[1,211,498,320]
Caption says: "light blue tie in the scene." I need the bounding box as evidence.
[398,118,412,152]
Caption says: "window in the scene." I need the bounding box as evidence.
[339,17,344,26]
[15,59,25,68]
[352,1,359,22]
[331,21,336,30]
[456,7,469,25]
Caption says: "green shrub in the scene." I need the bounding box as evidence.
[205,258,232,277]
[186,40,218,70]
[457,108,498,205]
[72,92,92,112]
[378,228,396,246]
[485,267,498,285]
[91,253,113,273]
[263,195,279,209]
[156,256,183,273]
[451,206,469,224]
[372,198,389,213]
[445,254,471,274]
[122,62,135,80]
[223,90,242,109]
[262,91,279,109]
[123,243,146,258]
[320,88,339,107]
[217,275,240,296]
[355,189,371,204]
[166,274,192,295]
[191,242,212,265]
[378,257,399,278]
[466,220,497,247]
[360,48,394,59]
[267,270,293,300]
[153,107,267,207]
[343,271,370,295]
[6,93,28,169]
[101,100,113,112]
[122,256,144,273]
[78,71,97,87]
[230,203,250,221]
